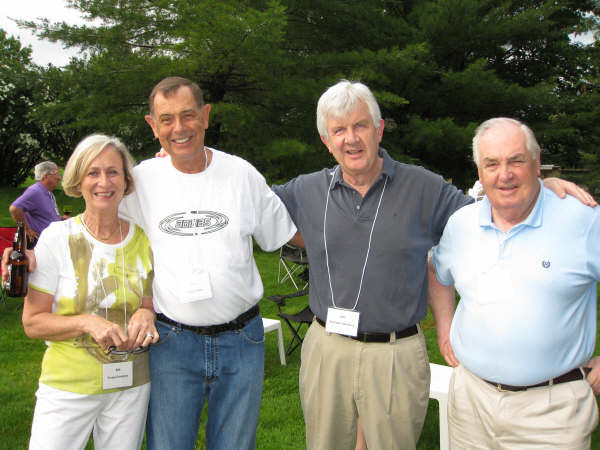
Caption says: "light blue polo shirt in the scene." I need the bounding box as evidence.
[433,180,600,385]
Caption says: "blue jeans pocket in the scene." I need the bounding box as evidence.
[240,315,265,345]
[153,320,179,347]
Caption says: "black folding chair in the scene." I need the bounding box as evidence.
[267,288,312,356]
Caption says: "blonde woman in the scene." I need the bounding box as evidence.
[22,134,158,450]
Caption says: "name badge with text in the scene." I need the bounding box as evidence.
[326,307,360,337]
[181,271,213,303]
[102,361,133,390]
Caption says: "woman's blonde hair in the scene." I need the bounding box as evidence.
[62,134,136,198]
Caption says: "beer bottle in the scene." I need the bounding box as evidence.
[7,222,28,297]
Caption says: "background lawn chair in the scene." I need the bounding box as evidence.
[277,244,308,291]
[267,286,312,357]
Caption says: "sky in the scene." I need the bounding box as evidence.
[1,0,87,66]
[1,1,596,67]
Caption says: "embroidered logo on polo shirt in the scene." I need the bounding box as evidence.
[159,211,229,236]
[541,260,551,269]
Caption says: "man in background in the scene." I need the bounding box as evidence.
[9,161,62,248]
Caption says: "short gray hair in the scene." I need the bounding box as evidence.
[472,117,541,167]
[62,134,136,198]
[34,161,58,181]
[316,80,382,139]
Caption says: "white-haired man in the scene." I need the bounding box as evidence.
[272,82,595,450]
[10,161,62,247]
[430,117,600,448]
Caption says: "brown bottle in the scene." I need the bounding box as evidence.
[7,222,28,297]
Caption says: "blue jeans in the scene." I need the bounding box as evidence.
[146,314,265,450]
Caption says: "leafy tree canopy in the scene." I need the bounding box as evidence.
[0,29,43,186]
[4,0,599,189]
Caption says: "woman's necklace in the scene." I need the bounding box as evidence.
[81,215,121,241]
[83,218,127,328]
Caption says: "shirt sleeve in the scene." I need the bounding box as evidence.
[119,189,145,230]
[430,179,473,245]
[271,178,301,225]
[251,170,297,252]
[432,216,457,287]
[137,228,154,299]
[586,208,600,281]
[11,186,37,212]
[28,224,62,295]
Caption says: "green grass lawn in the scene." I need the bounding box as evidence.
[1,186,599,449]
[3,250,600,449]
[0,250,448,449]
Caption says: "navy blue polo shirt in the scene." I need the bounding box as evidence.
[272,148,472,333]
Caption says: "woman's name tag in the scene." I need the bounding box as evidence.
[102,362,133,390]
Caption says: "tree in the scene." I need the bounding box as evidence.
[25,0,295,168]
[396,0,600,185]
[18,0,600,189]
[0,29,43,187]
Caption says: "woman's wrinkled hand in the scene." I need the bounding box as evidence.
[82,314,129,351]
[126,307,159,350]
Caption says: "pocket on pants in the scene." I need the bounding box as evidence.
[240,315,265,345]
[153,320,179,347]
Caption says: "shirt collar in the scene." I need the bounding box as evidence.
[329,147,394,188]
[479,178,544,231]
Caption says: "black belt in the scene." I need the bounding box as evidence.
[157,305,259,336]
[484,367,591,392]
[315,317,417,343]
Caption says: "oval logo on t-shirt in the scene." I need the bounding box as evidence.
[159,211,229,236]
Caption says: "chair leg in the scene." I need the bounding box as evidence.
[276,323,286,366]
[279,260,300,290]
[282,319,307,356]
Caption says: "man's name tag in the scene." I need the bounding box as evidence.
[181,271,213,303]
[477,266,514,306]
[326,307,360,337]
[102,361,133,390]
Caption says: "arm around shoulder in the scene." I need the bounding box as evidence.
[543,177,597,207]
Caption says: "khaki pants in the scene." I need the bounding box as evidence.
[299,320,430,450]
[450,365,599,449]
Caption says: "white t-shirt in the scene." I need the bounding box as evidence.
[120,148,297,325]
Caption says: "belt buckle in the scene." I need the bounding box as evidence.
[496,383,505,392]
